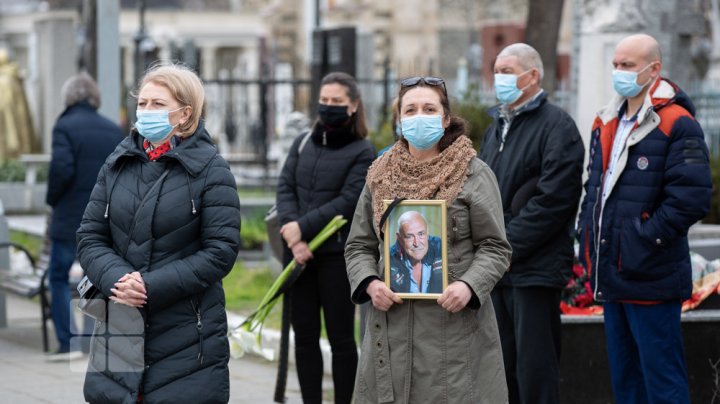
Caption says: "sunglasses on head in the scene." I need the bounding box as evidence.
[400,76,447,96]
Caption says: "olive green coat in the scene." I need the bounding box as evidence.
[345,158,511,403]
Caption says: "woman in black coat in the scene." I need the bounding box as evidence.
[76,64,241,404]
[276,72,375,403]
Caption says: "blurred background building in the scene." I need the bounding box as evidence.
[1,0,718,170]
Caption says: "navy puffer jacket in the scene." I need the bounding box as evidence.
[77,121,241,404]
[577,78,712,302]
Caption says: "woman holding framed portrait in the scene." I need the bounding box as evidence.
[345,76,512,403]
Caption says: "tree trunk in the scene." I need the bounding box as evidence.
[525,0,565,95]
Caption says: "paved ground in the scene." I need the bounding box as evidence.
[0,293,338,403]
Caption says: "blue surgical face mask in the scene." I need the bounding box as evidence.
[135,107,185,143]
[494,70,532,105]
[612,63,655,98]
[401,114,444,150]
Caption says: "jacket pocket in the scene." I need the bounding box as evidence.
[618,218,675,281]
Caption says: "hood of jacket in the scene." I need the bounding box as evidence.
[106,119,217,177]
[597,77,696,125]
[60,100,98,117]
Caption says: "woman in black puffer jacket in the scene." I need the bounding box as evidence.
[276,72,375,403]
[77,64,241,404]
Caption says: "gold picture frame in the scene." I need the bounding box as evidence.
[383,199,448,299]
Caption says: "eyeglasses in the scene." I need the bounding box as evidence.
[400,76,447,96]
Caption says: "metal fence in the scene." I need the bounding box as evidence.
[689,92,720,157]
[204,78,394,149]
[203,76,720,165]
[204,79,310,157]
[202,77,393,187]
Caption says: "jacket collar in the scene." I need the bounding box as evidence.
[310,121,358,148]
[488,90,547,120]
[60,100,97,117]
[107,120,217,177]
[596,77,693,125]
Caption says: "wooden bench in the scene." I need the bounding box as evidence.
[0,241,51,352]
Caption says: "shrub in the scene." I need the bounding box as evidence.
[369,110,397,154]
[0,160,27,182]
[705,155,720,224]
[451,101,493,151]
[0,159,48,182]
[240,210,269,249]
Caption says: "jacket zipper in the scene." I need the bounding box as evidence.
[307,145,324,213]
[498,115,514,153]
[592,186,601,300]
[451,215,460,268]
[190,297,204,365]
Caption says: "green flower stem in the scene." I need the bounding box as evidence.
[240,215,348,335]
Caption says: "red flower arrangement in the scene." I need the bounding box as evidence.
[561,262,603,315]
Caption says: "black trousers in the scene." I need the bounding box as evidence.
[491,285,562,404]
[290,252,358,404]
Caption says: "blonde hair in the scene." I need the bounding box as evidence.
[138,63,205,135]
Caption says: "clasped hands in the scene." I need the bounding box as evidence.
[366,279,472,313]
[280,221,313,265]
[110,271,147,308]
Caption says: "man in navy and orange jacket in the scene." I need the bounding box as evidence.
[577,34,711,404]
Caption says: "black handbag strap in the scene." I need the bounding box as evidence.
[378,197,406,241]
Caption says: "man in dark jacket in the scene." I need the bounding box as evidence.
[479,43,585,404]
[577,34,711,404]
[45,72,124,360]
[389,210,443,294]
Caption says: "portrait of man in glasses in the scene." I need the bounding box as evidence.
[388,210,443,294]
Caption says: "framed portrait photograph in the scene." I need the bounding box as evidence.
[383,199,448,299]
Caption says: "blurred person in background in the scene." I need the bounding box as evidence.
[479,43,584,404]
[45,72,124,361]
[276,71,375,404]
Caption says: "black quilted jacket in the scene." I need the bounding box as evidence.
[276,124,375,255]
[77,121,241,404]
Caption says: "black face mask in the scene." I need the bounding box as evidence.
[318,104,352,127]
